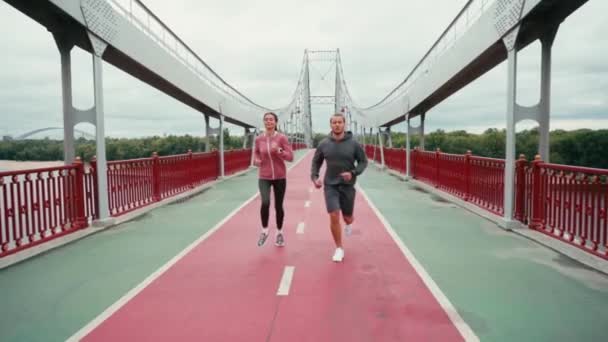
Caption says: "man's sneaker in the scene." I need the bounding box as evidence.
[275,232,285,247]
[345,225,352,237]
[257,232,269,246]
[332,247,345,262]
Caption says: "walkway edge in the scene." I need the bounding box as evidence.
[382,167,608,275]
[0,168,248,270]
[357,185,480,341]
[66,150,312,341]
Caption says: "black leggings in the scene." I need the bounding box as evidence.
[259,179,287,229]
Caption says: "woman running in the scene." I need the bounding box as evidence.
[253,112,294,247]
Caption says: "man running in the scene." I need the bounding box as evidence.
[310,112,368,262]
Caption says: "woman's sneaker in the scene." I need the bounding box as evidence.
[257,232,269,246]
[275,232,285,247]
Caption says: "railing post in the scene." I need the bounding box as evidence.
[464,150,472,201]
[530,155,543,229]
[188,149,194,188]
[73,157,87,228]
[250,129,257,167]
[91,156,99,219]
[401,147,406,174]
[514,154,527,222]
[435,148,441,188]
[212,148,220,179]
[411,147,417,179]
[152,152,161,202]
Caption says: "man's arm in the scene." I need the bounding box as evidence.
[351,142,368,176]
[310,145,325,181]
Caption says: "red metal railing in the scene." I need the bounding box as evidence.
[0,160,88,258]
[107,157,155,216]
[364,145,374,160]
[158,152,195,200]
[411,149,436,185]
[107,150,225,216]
[514,155,530,223]
[526,160,607,259]
[383,147,407,174]
[437,151,467,198]
[468,155,505,216]
[5,144,605,261]
[374,145,382,163]
[408,149,505,215]
[225,149,251,176]
[348,143,607,259]
[190,151,220,186]
[1,149,236,257]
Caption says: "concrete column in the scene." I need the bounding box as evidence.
[420,113,426,151]
[378,129,385,169]
[406,116,412,179]
[92,53,109,220]
[54,35,76,165]
[538,28,557,162]
[504,48,518,224]
[219,115,225,178]
[243,127,249,149]
[204,115,211,152]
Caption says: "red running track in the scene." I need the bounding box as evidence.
[82,151,466,341]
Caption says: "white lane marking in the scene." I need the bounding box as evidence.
[277,266,295,296]
[68,151,313,341]
[296,222,305,234]
[357,185,480,342]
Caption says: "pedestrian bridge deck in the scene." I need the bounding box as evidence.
[1,150,607,342]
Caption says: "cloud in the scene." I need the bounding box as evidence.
[0,0,606,139]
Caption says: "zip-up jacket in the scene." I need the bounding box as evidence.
[254,132,294,180]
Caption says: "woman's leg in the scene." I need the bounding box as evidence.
[258,179,272,246]
[273,179,287,230]
[259,179,272,228]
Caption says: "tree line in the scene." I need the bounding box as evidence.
[314,128,607,169]
[1,128,606,169]
[0,129,244,162]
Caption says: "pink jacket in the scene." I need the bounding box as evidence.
[254,132,294,180]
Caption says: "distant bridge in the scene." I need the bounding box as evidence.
[15,127,95,140]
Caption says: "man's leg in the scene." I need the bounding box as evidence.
[329,210,343,248]
[340,185,356,236]
[343,215,354,236]
[325,185,345,261]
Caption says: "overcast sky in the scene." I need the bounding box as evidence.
[1,0,606,138]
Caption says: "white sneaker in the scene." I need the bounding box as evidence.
[345,224,352,237]
[332,248,345,262]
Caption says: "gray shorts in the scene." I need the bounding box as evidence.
[323,184,356,216]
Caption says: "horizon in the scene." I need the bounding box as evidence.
[3,126,606,141]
